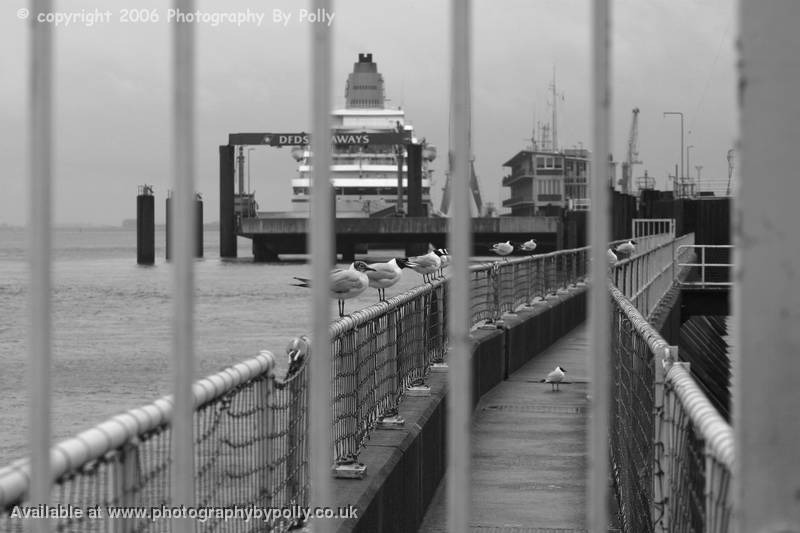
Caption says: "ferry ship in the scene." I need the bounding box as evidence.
[289,53,437,217]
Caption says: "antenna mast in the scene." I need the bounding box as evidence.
[551,66,558,151]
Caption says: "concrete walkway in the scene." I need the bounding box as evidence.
[418,324,592,532]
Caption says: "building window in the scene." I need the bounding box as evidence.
[536,157,545,169]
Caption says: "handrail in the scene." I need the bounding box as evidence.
[0,351,276,508]
[665,364,735,469]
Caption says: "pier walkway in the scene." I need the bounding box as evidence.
[419,325,591,531]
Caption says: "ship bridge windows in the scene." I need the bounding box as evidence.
[535,156,563,170]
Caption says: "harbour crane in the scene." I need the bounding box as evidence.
[620,107,641,195]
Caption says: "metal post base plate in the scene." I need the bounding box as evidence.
[377,414,405,429]
[332,462,367,479]
[406,384,431,397]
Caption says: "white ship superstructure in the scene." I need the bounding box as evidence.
[290,53,435,217]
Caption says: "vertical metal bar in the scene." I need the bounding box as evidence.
[309,0,334,529]
[27,1,53,531]
[735,2,800,530]
[170,0,195,529]
[589,0,611,530]
[448,0,472,531]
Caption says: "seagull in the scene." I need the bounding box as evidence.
[607,247,618,265]
[490,241,514,260]
[615,240,636,257]
[407,249,442,283]
[364,257,412,300]
[545,366,566,391]
[292,260,376,317]
[433,247,450,277]
[519,238,537,253]
[285,335,310,378]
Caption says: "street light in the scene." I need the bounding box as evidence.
[247,147,255,194]
[663,111,685,180]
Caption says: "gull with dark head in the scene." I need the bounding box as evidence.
[292,260,376,317]
[433,247,450,277]
[545,365,566,391]
[364,257,412,300]
[407,248,442,283]
[615,240,636,257]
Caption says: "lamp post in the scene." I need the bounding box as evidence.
[663,111,685,181]
[247,147,255,194]
[686,144,694,195]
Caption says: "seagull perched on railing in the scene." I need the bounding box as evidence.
[291,261,376,317]
[520,238,538,253]
[407,249,441,283]
[545,365,566,391]
[364,257,412,301]
[432,247,450,277]
[615,240,636,257]
[490,241,514,260]
[607,247,618,265]
[286,335,310,378]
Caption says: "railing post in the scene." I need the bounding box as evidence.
[110,443,141,533]
[654,346,678,533]
[259,365,274,506]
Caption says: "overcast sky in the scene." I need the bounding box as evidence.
[0,0,736,226]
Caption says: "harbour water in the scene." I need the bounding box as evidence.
[0,227,426,465]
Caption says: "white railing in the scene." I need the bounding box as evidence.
[676,245,734,289]
[611,232,695,318]
[632,218,676,240]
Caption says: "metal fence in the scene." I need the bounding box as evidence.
[469,247,590,325]
[609,269,734,533]
[676,245,734,288]
[611,233,696,318]
[632,218,676,240]
[0,351,310,532]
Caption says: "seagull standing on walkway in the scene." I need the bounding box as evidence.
[292,261,376,317]
[615,240,636,257]
[520,238,537,253]
[545,366,566,391]
[364,257,412,301]
[407,249,442,283]
[490,241,514,260]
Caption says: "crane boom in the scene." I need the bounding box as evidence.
[621,107,641,194]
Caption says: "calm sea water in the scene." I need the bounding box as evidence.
[0,227,424,465]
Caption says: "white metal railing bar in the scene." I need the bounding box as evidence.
[664,364,734,469]
[170,0,196,530]
[0,351,276,508]
[28,1,54,531]
[589,0,612,529]
[676,244,733,288]
[632,218,675,240]
[310,0,334,529]
[448,0,472,531]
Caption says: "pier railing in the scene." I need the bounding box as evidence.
[609,277,734,532]
[0,351,310,532]
[611,232,695,318]
[469,247,590,324]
